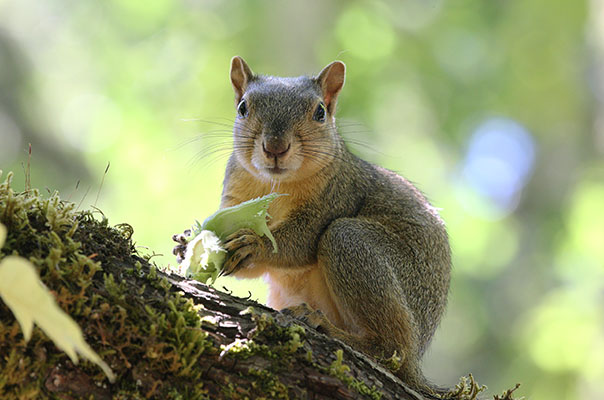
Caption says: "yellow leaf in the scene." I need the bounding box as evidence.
[0,225,115,382]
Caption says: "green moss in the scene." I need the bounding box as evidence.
[325,349,383,400]
[0,171,212,399]
[220,310,307,366]
[247,367,289,399]
[382,350,403,373]
[216,310,316,399]
[213,298,386,399]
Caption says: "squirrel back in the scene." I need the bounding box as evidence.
[220,56,452,396]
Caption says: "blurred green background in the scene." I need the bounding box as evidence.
[1,0,603,398]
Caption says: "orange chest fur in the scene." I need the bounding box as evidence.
[221,168,319,227]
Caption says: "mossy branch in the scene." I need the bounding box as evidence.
[0,171,520,400]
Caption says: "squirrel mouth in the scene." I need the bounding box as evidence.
[267,166,287,175]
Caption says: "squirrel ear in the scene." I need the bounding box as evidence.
[316,61,346,113]
[230,56,254,104]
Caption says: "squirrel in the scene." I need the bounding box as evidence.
[180,56,452,397]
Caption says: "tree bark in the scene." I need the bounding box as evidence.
[36,262,428,400]
[161,274,427,400]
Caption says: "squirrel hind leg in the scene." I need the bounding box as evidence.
[282,303,378,358]
[317,217,423,367]
[283,303,441,399]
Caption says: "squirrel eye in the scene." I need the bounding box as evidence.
[237,99,248,118]
[313,102,326,123]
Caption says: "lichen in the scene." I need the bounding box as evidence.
[493,383,521,400]
[443,374,487,400]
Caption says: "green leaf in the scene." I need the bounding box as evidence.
[182,193,284,284]
[0,223,115,382]
[201,192,284,251]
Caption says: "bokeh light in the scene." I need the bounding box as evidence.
[461,117,536,217]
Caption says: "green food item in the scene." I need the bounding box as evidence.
[182,193,284,284]
[181,230,226,284]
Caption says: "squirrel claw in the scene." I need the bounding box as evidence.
[221,228,263,276]
[220,258,243,277]
[224,229,259,250]
[221,251,251,276]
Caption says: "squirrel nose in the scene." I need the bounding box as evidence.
[262,139,291,159]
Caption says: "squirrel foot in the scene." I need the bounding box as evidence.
[281,303,328,334]
[221,228,266,276]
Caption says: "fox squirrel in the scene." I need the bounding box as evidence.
[184,56,452,396]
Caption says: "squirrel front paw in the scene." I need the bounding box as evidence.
[171,229,192,263]
[221,228,266,276]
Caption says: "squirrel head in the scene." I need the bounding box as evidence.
[229,56,346,183]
